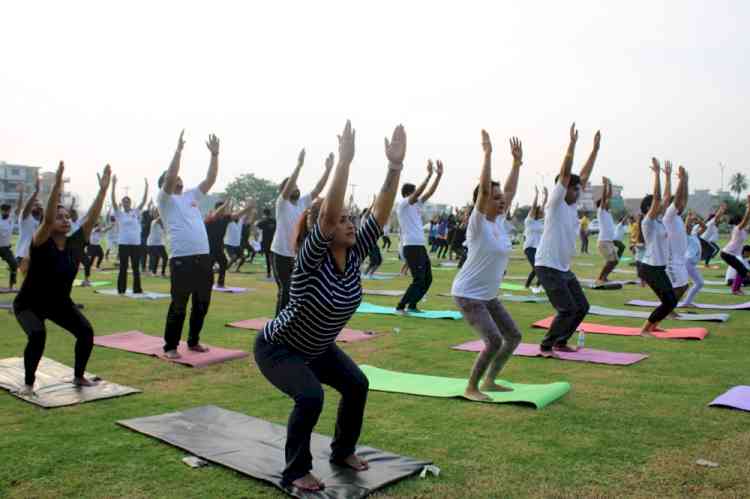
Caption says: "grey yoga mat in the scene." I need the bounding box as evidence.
[587,305,729,323]
[118,405,431,498]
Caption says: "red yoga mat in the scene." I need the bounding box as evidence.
[531,317,708,340]
[226,318,377,342]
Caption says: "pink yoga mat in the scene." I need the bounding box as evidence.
[452,340,648,365]
[709,386,750,412]
[93,331,248,368]
[627,299,750,311]
[212,286,252,293]
[532,317,708,340]
[226,318,377,342]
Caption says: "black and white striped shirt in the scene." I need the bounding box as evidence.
[263,214,382,357]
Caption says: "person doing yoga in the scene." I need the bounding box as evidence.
[595,177,619,285]
[682,212,705,307]
[523,186,546,289]
[720,197,750,295]
[452,130,522,401]
[14,162,111,397]
[663,163,690,303]
[111,176,148,295]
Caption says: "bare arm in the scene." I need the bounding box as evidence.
[280,149,305,200]
[476,130,493,215]
[740,195,750,230]
[503,137,523,208]
[601,177,611,210]
[578,130,601,188]
[110,175,119,211]
[675,166,688,213]
[81,165,113,240]
[21,175,40,219]
[162,130,185,195]
[319,121,355,236]
[137,178,149,211]
[420,160,444,204]
[14,184,25,216]
[33,162,65,246]
[373,125,406,227]
[662,161,673,208]
[308,153,334,199]
[540,186,548,218]
[199,134,220,194]
[646,158,662,220]
[408,162,433,204]
[529,187,539,218]
[558,123,579,187]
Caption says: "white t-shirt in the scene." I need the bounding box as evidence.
[723,225,748,257]
[686,233,701,265]
[535,182,579,272]
[523,216,544,250]
[108,224,118,244]
[701,219,719,243]
[224,218,243,247]
[147,220,164,246]
[641,216,668,267]
[451,208,512,300]
[157,187,210,258]
[90,228,103,245]
[613,221,626,241]
[114,208,142,245]
[726,258,750,281]
[597,208,615,242]
[15,214,39,258]
[270,194,311,257]
[396,198,425,247]
[0,217,14,247]
[663,204,687,268]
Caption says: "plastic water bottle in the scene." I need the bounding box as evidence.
[577,329,585,350]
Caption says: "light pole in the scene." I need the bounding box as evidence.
[719,162,726,194]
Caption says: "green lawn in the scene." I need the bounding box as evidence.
[1,245,748,499]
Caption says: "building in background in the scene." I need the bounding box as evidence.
[588,183,625,213]
[0,161,41,206]
[38,171,73,207]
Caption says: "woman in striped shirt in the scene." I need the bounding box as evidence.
[255,121,406,493]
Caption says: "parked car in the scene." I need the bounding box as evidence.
[588,219,600,234]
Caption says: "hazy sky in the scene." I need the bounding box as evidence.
[2,1,748,208]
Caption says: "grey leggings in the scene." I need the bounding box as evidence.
[453,296,522,382]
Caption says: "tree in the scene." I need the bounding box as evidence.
[729,172,748,201]
[224,173,279,212]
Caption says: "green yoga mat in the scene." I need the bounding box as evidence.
[500,282,527,292]
[360,365,569,409]
[73,280,110,288]
[356,302,462,320]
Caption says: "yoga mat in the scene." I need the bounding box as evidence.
[587,305,729,323]
[362,275,394,281]
[532,317,708,340]
[212,286,252,293]
[94,331,248,367]
[452,341,648,366]
[583,281,623,290]
[363,289,405,297]
[580,278,638,287]
[620,256,633,262]
[575,262,594,267]
[118,405,431,499]
[73,280,111,287]
[96,289,171,300]
[703,280,727,286]
[437,293,548,303]
[700,287,736,295]
[709,386,750,412]
[360,365,569,409]
[0,357,140,408]
[627,299,750,311]
[356,302,462,320]
[439,261,458,268]
[500,282,528,292]
[0,288,18,294]
[226,318,377,342]
[0,302,11,310]
[374,272,401,277]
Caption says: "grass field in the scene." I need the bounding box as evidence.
[1,243,748,499]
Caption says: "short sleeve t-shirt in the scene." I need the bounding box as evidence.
[523,216,544,250]
[641,216,668,267]
[723,225,748,257]
[114,208,142,245]
[224,218,243,247]
[397,198,425,246]
[147,220,164,246]
[686,233,701,264]
[451,208,512,300]
[15,214,40,259]
[701,219,719,243]
[0,217,14,247]
[270,194,312,258]
[663,204,687,267]
[157,187,210,258]
[535,182,579,272]
[613,222,626,242]
[90,228,103,245]
[597,208,615,242]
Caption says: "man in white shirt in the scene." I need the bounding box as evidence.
[111,176,148,294]
[157,130,219,359]
[699,203,726,267]
[270,149,333,316]
[395,159,444,313]
[535,124,601,357]
[595,177,618,285]
[15,175,43,275]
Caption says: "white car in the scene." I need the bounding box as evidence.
[588,219,600,234]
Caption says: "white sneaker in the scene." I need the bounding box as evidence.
[17,384,36,398]
[81,280,91,287]
[164,349,182,359]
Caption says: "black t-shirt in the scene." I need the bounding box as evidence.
[257,217,276,248]
[141,210,153,242]
[15,228,86,311]
[240,223,252,248]
[206,216,231,253]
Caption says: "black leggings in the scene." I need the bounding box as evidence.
[614,240,626,259]
[272,253,295,316]
[640,263,678,323]
[210,247,229,288]
[524,246,537,288]
[381,235,391,250]
[0,246,18,288]
[118,244,142,294]
[84,245,104,278]
[15,304,94,386]
[702,240,720,265]
[364,245,383,275]
[149,245,168,275]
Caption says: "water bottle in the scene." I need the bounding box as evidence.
[577,329,585,350]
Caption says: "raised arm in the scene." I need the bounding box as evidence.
[420,160,444,204]
[234,198,257,222]
[578,130,601,188]
[163,130,185,195]
[308,153,334,199]
[33,162,65,246]
[675,165,688,213]
[540,186,549,217]
[21,175,40,220]
[646,158,662,220]
[408,161,433,204]
[739,195,750,230]
[81,165,112,240]
[199,134,220,194]
[110,175,119,211]
[319,121,355,236]
[558,123,579,187]
[662,161,673,208]
[529,186,539,218]
[503,137,523,208]
[601,177,611,210]
[280,149,305,200]
[137,178,149,211]
[476,130,493,215]
[372,125,407,227]
[14,184,25,216]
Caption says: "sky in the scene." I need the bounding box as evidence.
[2,1,749,208]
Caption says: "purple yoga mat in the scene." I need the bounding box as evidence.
[94,331,248,368]
[212,286,252,293]
[709,386,750,412]
[452,341,648,366]
[627,299,750,311]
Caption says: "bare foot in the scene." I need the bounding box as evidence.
[291,473,324,492]
[341,453,369,471]
[73,376,99,387]
[480,381,513,392]
[539,349,557,359]
[464,387,491,401]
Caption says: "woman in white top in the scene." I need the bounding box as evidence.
[639,158,679,335]
[147,209,168,277]
[683,212,705,306]
[451,130,522,401]
[81,222,112,285]
[720,197,750,295]
[523,186,546,288]
[111,176,149,294]
[699,204,726,266]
